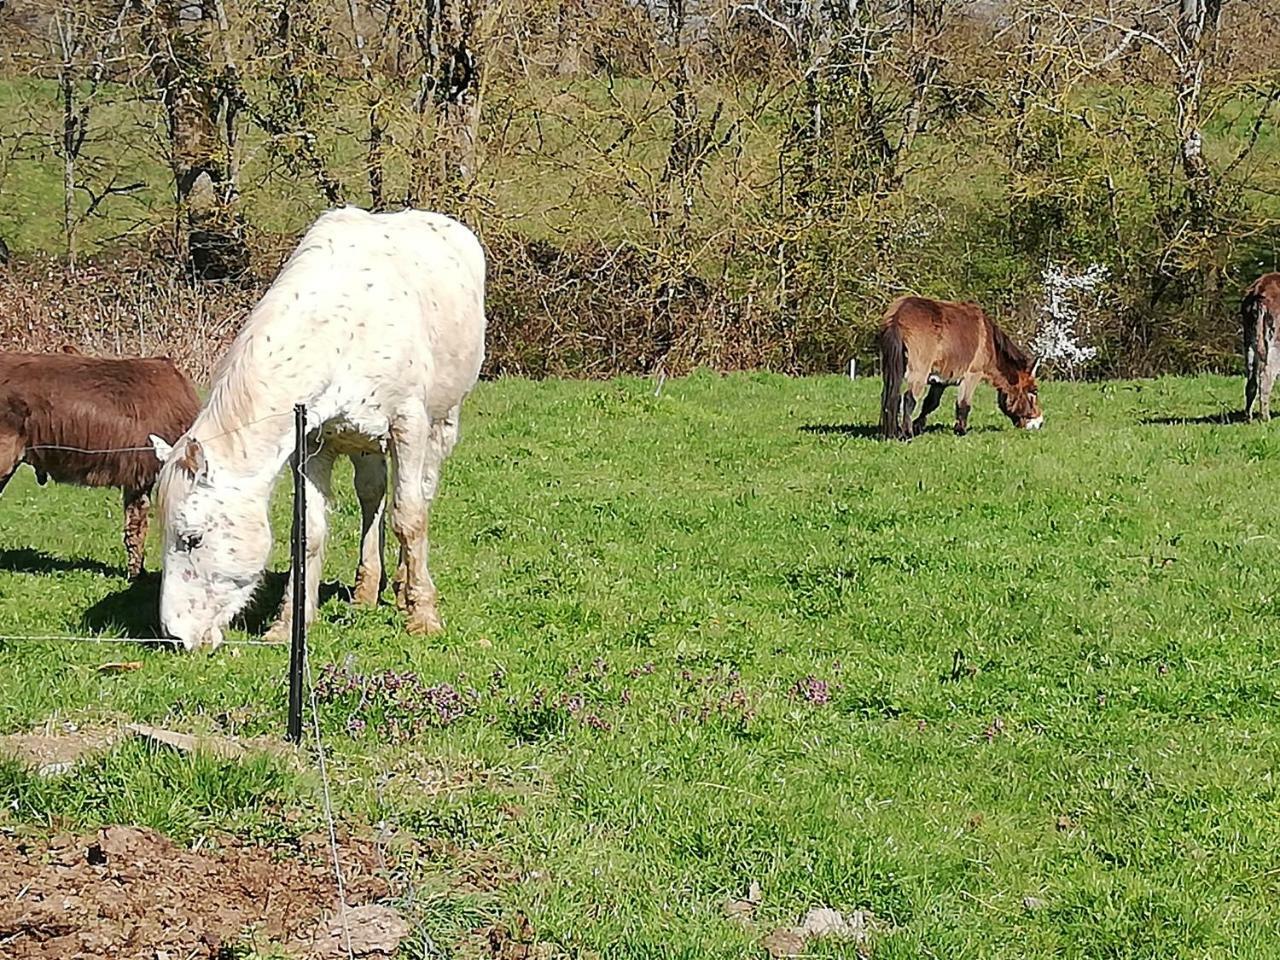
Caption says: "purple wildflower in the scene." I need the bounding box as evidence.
[790,675,831,705]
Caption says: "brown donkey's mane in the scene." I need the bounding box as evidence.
[989,321,1033,383]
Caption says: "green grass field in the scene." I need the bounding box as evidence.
[3,372,1280,958]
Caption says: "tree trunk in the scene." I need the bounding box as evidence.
[898,1,944,156]
[346,0,386,209]
[60,49,77,270]
[437,0,482,193]
[404,0,483,208]
[143,0,248,280]
[556,0,582,77]
[53,11,83,270]
[1175,0,1222,225]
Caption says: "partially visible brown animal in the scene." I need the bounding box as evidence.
[0,352,200,578]
[879,296,1043,439]
[1243,273,1280,421]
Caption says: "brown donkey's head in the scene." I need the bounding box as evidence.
[0,397,29,478]
[997,368,1043,430]
[989,323,1044,430]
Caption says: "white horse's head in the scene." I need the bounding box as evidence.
[150,434,271,651]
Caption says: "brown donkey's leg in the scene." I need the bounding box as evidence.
[1245,342,1260,421]
[954,376,979,435]
[901,371,930,439]
[899,392,916,439]
[912,383,947,435]
[1262,344,1279,422]
[122,487,151,579]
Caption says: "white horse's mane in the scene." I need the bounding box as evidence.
[197,210,372,463]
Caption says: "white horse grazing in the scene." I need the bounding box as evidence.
[149,206,486,651]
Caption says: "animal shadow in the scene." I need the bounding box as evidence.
[235,570,352,636]
[0,547,120,578]
[80,568,352,641]
[1140,410,1244,427]
[799,423,884,439]
[80,573,162,638]
[799,423,999,438]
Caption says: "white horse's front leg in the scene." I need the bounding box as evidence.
[351,452,387,606]
[266,444,335,642]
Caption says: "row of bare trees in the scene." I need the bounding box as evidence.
[0,0,1277,376]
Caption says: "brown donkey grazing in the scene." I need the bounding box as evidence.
[0,352,200,578]
[1243,273,1280,421]
[879,296,1043,439]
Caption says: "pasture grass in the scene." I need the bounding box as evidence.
[3,371,1280,957]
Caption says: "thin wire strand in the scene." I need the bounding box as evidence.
[0,634,285,647]
[305,646,354,960]
[21,443,156,455]
[21,410,298,458]
[6,413,328,650]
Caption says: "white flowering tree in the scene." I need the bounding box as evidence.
[1029,262,1109,379]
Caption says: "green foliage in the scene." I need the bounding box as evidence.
[4,373,1280,955]
[1,61,1278,375]
[0,741,301,840]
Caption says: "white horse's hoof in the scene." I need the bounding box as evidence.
[262,620,290,645]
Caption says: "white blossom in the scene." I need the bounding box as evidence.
[1030,262,1107,377]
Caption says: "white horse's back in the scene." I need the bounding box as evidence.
[206,206,486,452]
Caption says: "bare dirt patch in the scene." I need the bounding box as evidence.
[0,727,118,777]
[0,722,290,777]
[0,825,398,959]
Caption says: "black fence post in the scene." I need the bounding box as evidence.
[286,403,307,743]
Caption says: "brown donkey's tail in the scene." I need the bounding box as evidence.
[879,322,907,439]
[1244,287,1270,418]
[1249,291,1270,377]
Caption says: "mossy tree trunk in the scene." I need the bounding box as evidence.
[142,0,248,280]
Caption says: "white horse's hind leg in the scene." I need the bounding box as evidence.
[352,452,387,605]
[389,410,442,635]
[433,404,462,460]
[390,405,461,635]
[266,444,336,642]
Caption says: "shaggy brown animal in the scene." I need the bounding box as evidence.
[879,296,1043,439]
[0,352,200,578]
[1243,273,1280,421]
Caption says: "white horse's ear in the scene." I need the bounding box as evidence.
[149,434,173,462]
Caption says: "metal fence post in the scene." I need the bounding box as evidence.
[287,403,307,743]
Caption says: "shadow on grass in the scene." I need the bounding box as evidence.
[799,423,884,439]
[1140,410,1245,426]
[236,572,352,634]
[80,572,161,638]
[80,568,352,640]
[0,547,121,578]
[800,423,1002,438]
